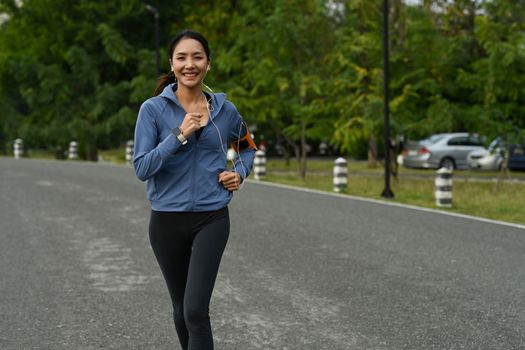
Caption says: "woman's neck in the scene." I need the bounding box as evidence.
[175,85,204,105]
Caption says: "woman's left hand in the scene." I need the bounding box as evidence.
[218,171,242,191]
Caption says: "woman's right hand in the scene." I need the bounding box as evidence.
[179,113,203,138]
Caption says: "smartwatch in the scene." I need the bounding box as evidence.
[172,127,188,145]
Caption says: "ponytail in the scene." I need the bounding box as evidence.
[153,71,176,96]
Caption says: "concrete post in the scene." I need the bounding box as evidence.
[68,141,78,160]
[253,150,266,180]
[13,138,23,159]
[125,140,134,165]
[333,157,348,192]
[435,167,453,207]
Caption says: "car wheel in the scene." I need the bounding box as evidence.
[439,157,455,170]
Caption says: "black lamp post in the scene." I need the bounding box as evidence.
[145,4,161,77]
[381,0,394,198]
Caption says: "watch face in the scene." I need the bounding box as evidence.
[173,127,181,136]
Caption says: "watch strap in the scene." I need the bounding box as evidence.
[172,127,187,145]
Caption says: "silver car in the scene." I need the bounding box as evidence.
[467,138,504,171]
[402,133,486,170]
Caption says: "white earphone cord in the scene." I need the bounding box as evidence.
[203,85,248,190]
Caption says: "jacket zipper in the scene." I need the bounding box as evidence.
[190,95,216,211]
[191,141,198,211]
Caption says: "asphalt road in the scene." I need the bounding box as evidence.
[1,158,524,350]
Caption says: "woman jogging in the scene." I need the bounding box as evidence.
[133,29,256,350]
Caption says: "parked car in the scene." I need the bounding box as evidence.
[402,132,486,170]
[467,137,504,171]
[508,143,525,171]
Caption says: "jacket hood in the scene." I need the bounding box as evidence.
[159,83,227,119]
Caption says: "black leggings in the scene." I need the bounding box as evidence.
[149,207,230,350]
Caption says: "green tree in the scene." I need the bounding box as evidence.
[458,0,525,140]
[327,0,385,166]
[0,0,181,158]
[223,0,337,178]
[1,0,523,172]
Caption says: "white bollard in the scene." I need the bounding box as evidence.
[435,167,453,207]
[68,141,78,160]
[319,140,328,156]
[333,157,348,192]
[253,150,266,180]
[125,140,134,164]
[13,138,23,159]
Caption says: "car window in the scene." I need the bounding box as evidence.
[488,137,506,151]
[421,135,444,145]
[447,137,469,146]
[488,139,499,150]
[510,144,525,156]
[467,136,484,146]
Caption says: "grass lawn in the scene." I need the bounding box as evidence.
[99,147,128,164]
[263,158,525,226]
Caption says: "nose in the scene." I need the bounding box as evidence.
[185,59,196,69]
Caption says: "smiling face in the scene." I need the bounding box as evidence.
[170,38,209,90]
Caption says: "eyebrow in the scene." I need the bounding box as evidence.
[174,51,204,56]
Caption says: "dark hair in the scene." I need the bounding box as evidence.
[153,29,210,96]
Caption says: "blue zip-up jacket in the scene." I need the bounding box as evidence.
[133,83,256,212]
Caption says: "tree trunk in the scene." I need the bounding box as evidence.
[299,119,307,179]
[281,133,299,169]
[293,144,301,164]
[391,147,398,181]
[368,133,378,168]
[493,150,510,193]
[86,143,98,162]
[283,148,291,166]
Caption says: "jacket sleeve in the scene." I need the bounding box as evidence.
[229,111,257,182]
[133,102,182,181]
